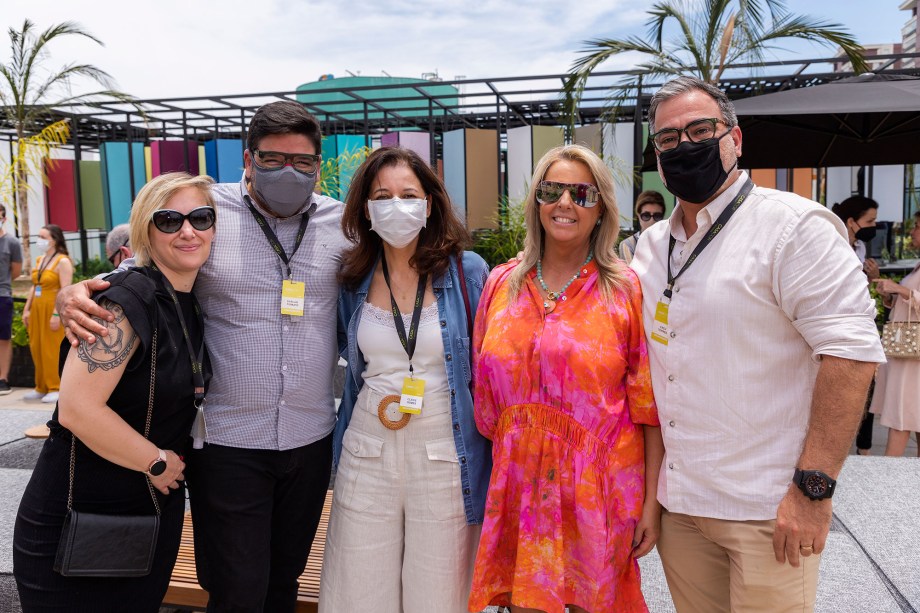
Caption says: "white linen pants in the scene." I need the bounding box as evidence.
[319,386,481,613]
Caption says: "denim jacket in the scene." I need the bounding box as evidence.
[334,251,491,525]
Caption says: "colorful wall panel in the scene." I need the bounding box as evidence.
[321,134,366,200]
[573,124,602,155]
[379,132,431,166]
[442,129,498,230]
[506,126,564,203]
[150,140,200,177]
[44,159,77,232]
[204,139,245,182]
[79,161,107,230]
[100,142,146,227]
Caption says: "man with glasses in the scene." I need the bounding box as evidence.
[618,189,666,264]
[630,76,884,612]
[0,205,22,395]
[104,223,132,268]
[57,101,348,612]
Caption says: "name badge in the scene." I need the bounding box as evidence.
[34,285,42,297]
[650,299,670,346]
[281,280,305,316]
[400,376,425,415]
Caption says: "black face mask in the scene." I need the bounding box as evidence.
[658,131,736,204]
[855,225,877,243]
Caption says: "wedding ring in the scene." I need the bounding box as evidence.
[800,544,814,553]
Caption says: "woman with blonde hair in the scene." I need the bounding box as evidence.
[468,145,663,613]
[14,172,216,612]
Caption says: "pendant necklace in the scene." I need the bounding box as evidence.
[536,251,594,313]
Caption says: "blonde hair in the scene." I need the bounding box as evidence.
[129,172,216,266]
[508,144,630,300]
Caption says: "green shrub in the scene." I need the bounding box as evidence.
[12,300,27,347]
[471,197,528,269]
[73,257,114,283]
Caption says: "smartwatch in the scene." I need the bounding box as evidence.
[793,468,836,501]
[146,449,168,477]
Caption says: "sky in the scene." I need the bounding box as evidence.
[0,0,912,102]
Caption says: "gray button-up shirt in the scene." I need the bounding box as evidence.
[195,177,347,450]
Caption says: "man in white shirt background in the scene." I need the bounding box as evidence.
[630,76,885,612]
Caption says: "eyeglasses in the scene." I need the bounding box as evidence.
[639,211,665,222]
[535,181,600,207]
[151,206,216,234]
[650,118,731,152]
[107,238,130,265]
[252,149,321,174]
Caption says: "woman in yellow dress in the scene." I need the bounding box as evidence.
[22,224,73,403]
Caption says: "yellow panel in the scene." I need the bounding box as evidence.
[144,146,152,182]
[464,129,499,230]
[751,169,775,190]
[531,126,564,163]
[198,146,207,177]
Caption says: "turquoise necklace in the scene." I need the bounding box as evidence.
[536,251,594,313]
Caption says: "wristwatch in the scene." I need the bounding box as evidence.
[146,449,168,477]
[793,468,836,501]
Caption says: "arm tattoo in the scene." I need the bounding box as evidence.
[76,299,137,373]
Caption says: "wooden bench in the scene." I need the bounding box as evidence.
[162,489,332,612]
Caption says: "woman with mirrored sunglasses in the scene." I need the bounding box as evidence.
[14,172,216,612]
[468,145,663,613]
[618,190,667,265]
[320,147,490,613]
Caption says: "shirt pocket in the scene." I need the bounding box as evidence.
[337,427,386,513]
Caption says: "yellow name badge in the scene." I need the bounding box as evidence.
[650,299,671,346]
[281,280,305,316]
[399,377,425,415]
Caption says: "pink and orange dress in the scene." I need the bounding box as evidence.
[468,260,658,613]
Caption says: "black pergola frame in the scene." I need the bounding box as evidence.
[2,51,919,268]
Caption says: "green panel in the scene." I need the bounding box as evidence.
[531,126,564,165]
[79,160,107,229]
[641,123,676,213]
[297,76,458,121]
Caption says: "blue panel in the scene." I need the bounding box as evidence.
[442,130,467,221]
[100,142,146,227]
[335,135,366,200]
[204,139,244,182]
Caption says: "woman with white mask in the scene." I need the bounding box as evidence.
[320,147,490,612]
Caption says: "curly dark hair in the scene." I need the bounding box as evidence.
[339,147,471,289]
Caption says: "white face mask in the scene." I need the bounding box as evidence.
[35,238,50,252]
[368,198,428,248]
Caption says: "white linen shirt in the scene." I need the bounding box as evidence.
[630,172,885,521]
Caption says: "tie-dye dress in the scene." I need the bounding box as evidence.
[468,260,657,613]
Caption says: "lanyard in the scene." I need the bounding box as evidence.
[245,200,310,279]
[152,266,206,406]
[37,252,59,286]
[380,254,427,377]
[664,179,754,299]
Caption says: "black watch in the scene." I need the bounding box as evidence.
[793,468,836,501]
[147,449,167,477]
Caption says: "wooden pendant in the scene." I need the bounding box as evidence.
[543,298,556,314]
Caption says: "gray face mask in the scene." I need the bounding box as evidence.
[250,163,316,218]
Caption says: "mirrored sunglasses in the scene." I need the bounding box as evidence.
[639,211,665,222]
[535,181,600,207]
[151,206,216,234]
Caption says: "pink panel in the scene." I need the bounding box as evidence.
[151,140,200,177]
[43,159,78,232]
[380,132,399,148]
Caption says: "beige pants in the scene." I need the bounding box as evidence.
[657,511,820,613]
[318,387,480,613]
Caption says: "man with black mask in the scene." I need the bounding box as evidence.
[630,76,884,612]
[57,101,348,612]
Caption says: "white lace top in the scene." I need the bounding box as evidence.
[357,301,449,395]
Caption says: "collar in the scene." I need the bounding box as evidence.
[668,170,749,241]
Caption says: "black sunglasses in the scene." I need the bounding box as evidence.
[151,206,216,234]
[639,211,665,222]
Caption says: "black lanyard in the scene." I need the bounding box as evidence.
[153,266,206,406]
[37,251,59,286]
[380,254,427,377]
[245,200,310,279]
[664,179,754,299]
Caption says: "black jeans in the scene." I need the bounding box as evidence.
[185,434,333,613]
[856,378,876,451]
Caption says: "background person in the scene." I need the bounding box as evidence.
[13,172,215,612]
[618,190,666,264]
[832,196,881,455]
[106,223,133,268]
[468,145,662,613]
[320,147,490,612]
[0,204,23,395]
[22,224,72,404]
[871,211,920,457]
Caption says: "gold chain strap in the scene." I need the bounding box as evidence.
[67,328,161,516]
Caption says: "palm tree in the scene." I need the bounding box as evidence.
[0,20,137,272]
[564,0,868,117]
